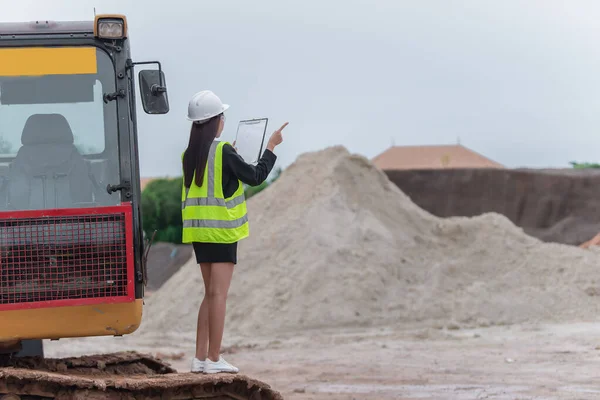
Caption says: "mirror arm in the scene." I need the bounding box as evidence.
[127,59,166,91]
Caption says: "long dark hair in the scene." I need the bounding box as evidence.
[183,114,222,188]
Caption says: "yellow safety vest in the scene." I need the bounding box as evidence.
[181,140,249,244]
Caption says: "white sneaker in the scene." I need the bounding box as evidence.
[203,356,239,374]
[191,357,205,373]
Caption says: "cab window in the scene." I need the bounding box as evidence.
[0,47,120,211]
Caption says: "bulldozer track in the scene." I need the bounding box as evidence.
[0,351,283,400]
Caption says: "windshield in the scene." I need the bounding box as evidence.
[0,46,120,211]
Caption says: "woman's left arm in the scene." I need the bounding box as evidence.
[223,144,277,186]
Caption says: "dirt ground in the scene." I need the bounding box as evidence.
[45,321,600,399]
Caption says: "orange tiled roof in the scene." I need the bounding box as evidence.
[140,177,157,191]
[580,233,600,249]
[140,177,179,191]
[372,144,504,170]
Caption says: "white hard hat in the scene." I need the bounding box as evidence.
[186,90,229,122]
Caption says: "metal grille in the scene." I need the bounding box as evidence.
[0,208,132,309]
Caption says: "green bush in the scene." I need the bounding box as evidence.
[570,161,600,169]
[141,177,183,243]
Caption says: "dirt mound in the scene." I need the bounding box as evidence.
[385,168,600,245]
[138,146,600,338]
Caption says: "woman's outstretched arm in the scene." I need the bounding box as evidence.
[222,144,277,186]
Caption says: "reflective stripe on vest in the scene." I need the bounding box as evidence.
[183,214,248,229]
[181,193,246,209]
[181,140,249,244]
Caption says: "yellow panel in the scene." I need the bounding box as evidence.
[0,300,142,341]
[0,47,97,77]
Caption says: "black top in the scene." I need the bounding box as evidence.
[221,144,277,198]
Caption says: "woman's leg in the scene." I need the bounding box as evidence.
[195,263,212,360]
[207,262,235,362]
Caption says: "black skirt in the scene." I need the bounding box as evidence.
[192,242,238,264]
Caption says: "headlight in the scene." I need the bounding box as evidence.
[98,20,123,38]
[94,15,127,39]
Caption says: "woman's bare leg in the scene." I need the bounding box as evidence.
[195,263,212,360]
[207,262,235,361]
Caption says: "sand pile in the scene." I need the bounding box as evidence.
[138,146,600,338]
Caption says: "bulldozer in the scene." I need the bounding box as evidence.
[0,14,282,400]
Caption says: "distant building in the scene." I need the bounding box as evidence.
[372,144,504,170]
[140,177,175,191]
[140,178,155,191]
[140,176,180,191]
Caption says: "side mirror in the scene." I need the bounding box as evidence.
[138,69,169,115]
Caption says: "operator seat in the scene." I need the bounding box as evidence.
[6,114,95,210]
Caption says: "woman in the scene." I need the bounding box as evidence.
[181,90,288,374]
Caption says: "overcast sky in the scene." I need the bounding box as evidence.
[3,0,600,177]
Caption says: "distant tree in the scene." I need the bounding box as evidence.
[141,178,183,243]
[569,161,600,169]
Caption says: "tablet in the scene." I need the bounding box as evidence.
[234,118,269,164]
